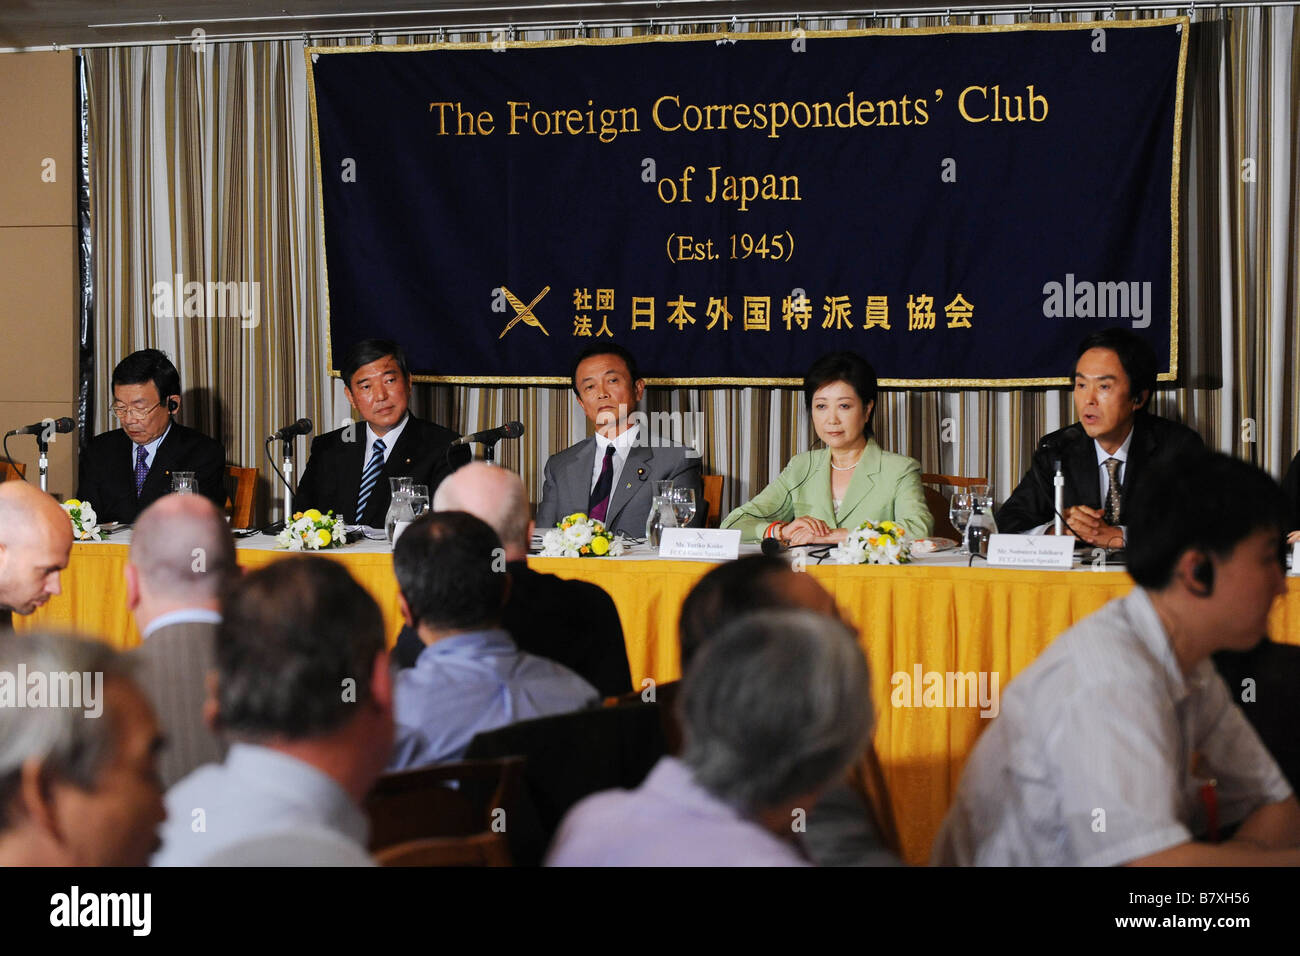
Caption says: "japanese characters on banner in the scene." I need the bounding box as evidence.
[308,21,1186,385]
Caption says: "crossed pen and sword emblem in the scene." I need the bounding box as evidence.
[497,285,551,339]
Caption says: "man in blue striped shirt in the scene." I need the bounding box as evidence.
[388,511,598,770]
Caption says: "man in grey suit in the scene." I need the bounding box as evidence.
[126,494,235,788]
[536,345,705,539]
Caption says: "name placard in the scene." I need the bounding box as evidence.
[659,528,742,561]
[1291,541,1300,576]
[986,534,1075,569]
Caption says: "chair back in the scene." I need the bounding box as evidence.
[702,474,723,528]
[375,832,512,867]
[364,756,523,855]
[1,460,26,482]
[225,465,256,528]
[920,473,989,542]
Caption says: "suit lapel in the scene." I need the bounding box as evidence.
[562,438,598,517]
[139,424,183,500]
[1067,433,1102,509]
[838,441,882,526]
[1120,416,1152,496]
[607,444,652,526]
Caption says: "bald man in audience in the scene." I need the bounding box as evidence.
[127,494,237,787]
[0,481,74,630]
[393,462,631,696]
[0,633,166,866]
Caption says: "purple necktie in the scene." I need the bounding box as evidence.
[588,446,616,522]
[134,444,149,496]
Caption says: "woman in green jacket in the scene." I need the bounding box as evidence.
[722,351,933,546]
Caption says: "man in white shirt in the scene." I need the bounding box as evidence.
[934,451,1300,866]
[536,344,704,537]
[996,327,1203,546]
[126,494,236,787]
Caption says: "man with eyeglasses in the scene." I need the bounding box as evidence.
[77,349,226,523]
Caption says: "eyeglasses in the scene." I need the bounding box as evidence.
[110,401,166,422]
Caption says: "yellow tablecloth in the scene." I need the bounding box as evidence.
[20,543,1300,864]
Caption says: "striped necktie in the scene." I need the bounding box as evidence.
[354,438,386,524]
[134,444,149,496]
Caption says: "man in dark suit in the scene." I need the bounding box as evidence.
[77,349,226,523]
[997,328,1203,547]
[126,493,235,787]
[536,344,704,539]
[294,339,468,526]
[393,462,632,697]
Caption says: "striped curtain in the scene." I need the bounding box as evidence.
[84,7,1300,524]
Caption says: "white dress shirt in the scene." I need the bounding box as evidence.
[590,425,641,494]
[141,607,222,640]
[931,588,1292,866]
[130,423,172,470]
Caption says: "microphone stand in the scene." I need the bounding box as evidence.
[1053,458,1064,536]
[481,437,502,464]
[35,434,49,493]
[262,435,298,534]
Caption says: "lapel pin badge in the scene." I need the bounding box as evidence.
[636,467,646,481]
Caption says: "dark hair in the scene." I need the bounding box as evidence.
[1074,328,1158,409]
[342,339,409,388]
[679,555,803,672]
[569,344,641,396]
[216,557,385,739]
[803,351,878,439]
[393,511,507,632]
[112,349,181,403]
[1127,451,1288,590]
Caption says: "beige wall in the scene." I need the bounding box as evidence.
[0,51,77,497]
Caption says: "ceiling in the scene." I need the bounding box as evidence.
[0,0,1027,51]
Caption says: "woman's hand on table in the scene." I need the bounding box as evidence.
[781,517,848,546]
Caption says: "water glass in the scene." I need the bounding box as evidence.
[171,471,197,494]
[409,484,430,518]
[669,487,696,527]
[950,492,973,553]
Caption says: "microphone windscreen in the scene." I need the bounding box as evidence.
[760,537,781,557]
[503,421,525,439]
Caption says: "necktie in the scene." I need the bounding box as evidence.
[354,439,387,524]
[134,444,149,496]
[588,446,617,523]
[1103,457,1122,526]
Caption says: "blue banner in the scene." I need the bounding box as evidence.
[308,22,1186,385]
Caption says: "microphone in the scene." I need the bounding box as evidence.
[452,421,525,446]
[267,418,312,442]
[6,417,75,438]
[760,536,785,557]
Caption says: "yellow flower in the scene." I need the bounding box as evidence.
[564,512,588,524]
[64,498,81,509]
[304,508,323,522]
[317,529,331,547]
[293,512,304,521]
[590,536,610,556]
[880,521,896,533]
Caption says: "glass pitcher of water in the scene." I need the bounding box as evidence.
[385,476,416,545]
[645,479,678,548]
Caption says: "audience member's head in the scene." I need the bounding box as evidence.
[680,609,873,822]
[432,462,531,560]
[341,338,411,436]
[678,555,839,672]
[213,557,392,796]
[126,493,238,628]
[0,482,74,617]
[111,348,182,447]
[393,511,508,640]
[1128,450,1288,653]
[0,634,165,866]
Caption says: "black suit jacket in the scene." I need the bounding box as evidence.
[393,560,632,697]
[1281,451,1300,531]
[77,423,226,523]
[996,414,1204,534]
[294,414,468,526]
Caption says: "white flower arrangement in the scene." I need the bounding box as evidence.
[61,499,103,541]
[275,509,348,551]
[540,512,626,558]
[830,520,912,566]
